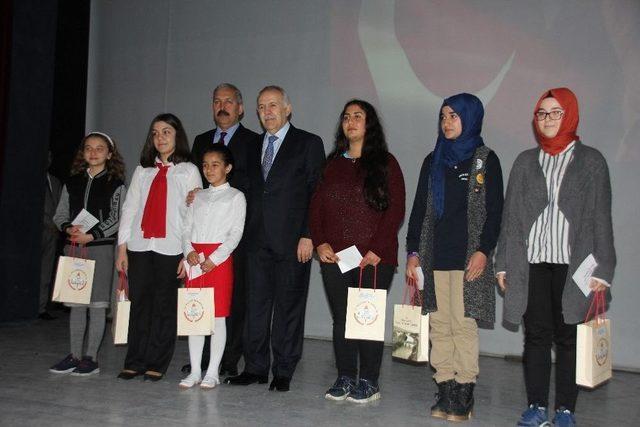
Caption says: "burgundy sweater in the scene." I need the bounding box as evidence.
[309,153,406,266]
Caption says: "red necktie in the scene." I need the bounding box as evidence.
[141,163,170,238]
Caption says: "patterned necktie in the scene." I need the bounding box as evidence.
[262,135,277,179]
[217,131,227,145]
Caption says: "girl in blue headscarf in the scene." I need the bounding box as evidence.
[406,93,504,422]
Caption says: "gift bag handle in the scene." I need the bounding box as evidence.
[117,271,130,300]
[68,241,88,259]
[584,290,606,323]
[186,265,205,289]
[402,278,423,307]
[358,265,378,290]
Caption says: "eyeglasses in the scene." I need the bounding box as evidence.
[534,110,564,121]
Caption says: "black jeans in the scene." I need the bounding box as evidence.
[523,263,578,411]
[321,263,394,382]
[125,250,182,374]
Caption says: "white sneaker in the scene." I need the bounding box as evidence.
[200,374,219,389]
[179,373,201,389]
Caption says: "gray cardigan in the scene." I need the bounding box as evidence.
[495,141,616,325]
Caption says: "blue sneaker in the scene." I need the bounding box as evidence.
[518,404,551,426]
[70,356,100,376]
[49,354,80,374]
[346,378,380,403]
[552,408,576,427]
[325,375,356,401]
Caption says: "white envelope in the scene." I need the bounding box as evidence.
[336,245,363,273]
[183,253,206,280]
[415,267,425,291]
[71,209,99,233]
[572,254,598,297]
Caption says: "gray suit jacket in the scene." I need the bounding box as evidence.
[495,141,616,325]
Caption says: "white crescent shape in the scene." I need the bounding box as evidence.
[358,0,515,109]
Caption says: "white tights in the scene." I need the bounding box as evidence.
[187,317,227,381]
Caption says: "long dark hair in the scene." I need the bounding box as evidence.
[70,132,126,181]
[329,99,389,211]
[140,113,191,167]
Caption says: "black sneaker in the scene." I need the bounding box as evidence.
[49,354,79,374]
[346,378,381,403]
[70,356,100,376]
[325,375,356,401]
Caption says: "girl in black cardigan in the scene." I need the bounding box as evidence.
[50,132,126,376]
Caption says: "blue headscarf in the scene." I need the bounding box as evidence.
[430,93,485,219]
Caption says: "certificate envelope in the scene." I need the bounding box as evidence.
[336,245,363,273]
[71,209,99,233]
[572,254,598,297]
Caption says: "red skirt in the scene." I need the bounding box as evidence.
[186,242,233,317]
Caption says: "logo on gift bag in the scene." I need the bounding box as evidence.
[595,337,609,366]
[67,270,88,291]
[354,301,378,326]
[183,299,205,323]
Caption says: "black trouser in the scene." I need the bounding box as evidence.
[320,263,395,382]
[523,263,578,411]
[220,243,247,370]
[243,247,311,379]
[125,250,182,374]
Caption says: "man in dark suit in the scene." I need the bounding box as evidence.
[39,157,62,320]
[225,85,325,392]
[187,83,259,376]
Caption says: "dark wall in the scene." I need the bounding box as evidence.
[0,0,90,322]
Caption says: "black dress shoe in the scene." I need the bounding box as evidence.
[117,370,142,380]
[143,371,164,382]
[224,371,268,385]
[269,376,290,392]
[38,312,56,320]
[219,366,238,377]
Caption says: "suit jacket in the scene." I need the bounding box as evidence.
[191,123,259,194]
[43,173,62,230]
[245,124,325,257]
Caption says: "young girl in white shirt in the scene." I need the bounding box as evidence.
[179,144,246,389]
[116,113,202,382]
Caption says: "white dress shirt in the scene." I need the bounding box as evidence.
[182,182,246,265]
[118,161,202,255]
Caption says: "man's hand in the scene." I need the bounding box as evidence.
[297,238,313,263]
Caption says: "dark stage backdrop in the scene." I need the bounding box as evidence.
[0,0,90,322]
[85,0,640,369]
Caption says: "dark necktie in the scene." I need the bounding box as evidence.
[262,135,277,179]
[217,131,227,145]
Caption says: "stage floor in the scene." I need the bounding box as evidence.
[1,313,637,426]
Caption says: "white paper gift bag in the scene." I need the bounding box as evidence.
[112,272,130,345]
[51,245,95,305]
[392,281,429,362]
[576,291,612,388]
[345,266,387,342]
[177,270,215,336]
